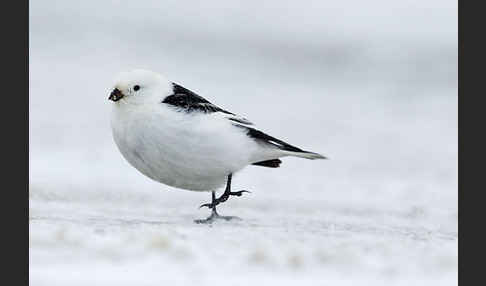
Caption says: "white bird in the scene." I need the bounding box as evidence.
[109,69,326,223]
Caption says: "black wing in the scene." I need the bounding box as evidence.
[235,125,307,153]
[235,124,326,164]
[162,83,234,114]
[252,159,282,168]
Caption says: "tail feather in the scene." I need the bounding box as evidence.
[284,151,327,160]
[233,124,328,161]
[252,159,282,168]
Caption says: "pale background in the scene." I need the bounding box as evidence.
[29,1,457,285]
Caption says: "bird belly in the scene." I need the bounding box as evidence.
[111,109,257,191]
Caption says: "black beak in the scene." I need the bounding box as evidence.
[109,88,124,102]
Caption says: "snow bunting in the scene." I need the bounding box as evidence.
[109,69,326,223]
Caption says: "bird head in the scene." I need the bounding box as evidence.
[109,69,172,105]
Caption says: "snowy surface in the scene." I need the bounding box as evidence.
[30,1,457,285]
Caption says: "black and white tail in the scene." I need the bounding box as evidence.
[237,125,327,169]
[281,150,327,160]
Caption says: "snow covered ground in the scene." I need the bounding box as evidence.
[29,1,457,285]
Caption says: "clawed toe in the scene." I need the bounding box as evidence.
[199,190,250,209]
[199,203,215,209]
[219,215,242,221]
[195,174,249,224]
[194,213,242,224]
[229,190,251,197]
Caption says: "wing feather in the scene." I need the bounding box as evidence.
[162,82,253,125]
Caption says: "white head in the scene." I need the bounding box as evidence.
[108,69,173,105]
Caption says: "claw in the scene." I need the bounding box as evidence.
[195,175,250,223]
[199,203,214,209]
[229,190,251,197]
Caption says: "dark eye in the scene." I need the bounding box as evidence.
[133,85,140,91]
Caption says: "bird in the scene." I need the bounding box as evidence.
[108,69,327,223]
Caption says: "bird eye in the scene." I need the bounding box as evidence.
[133,85,140,91]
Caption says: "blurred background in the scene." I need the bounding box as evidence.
[29,1,457,285]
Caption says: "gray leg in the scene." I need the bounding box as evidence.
[194,174,249,224]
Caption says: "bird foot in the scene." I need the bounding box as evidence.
[229,190,251,197]
[199,190,250,209]
[194,209,242,224]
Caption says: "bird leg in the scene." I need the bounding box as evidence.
[195,174,250,224]
[199,174,250,209]
[194,191,227,224]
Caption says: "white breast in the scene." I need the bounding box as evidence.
[110,103,261,191]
